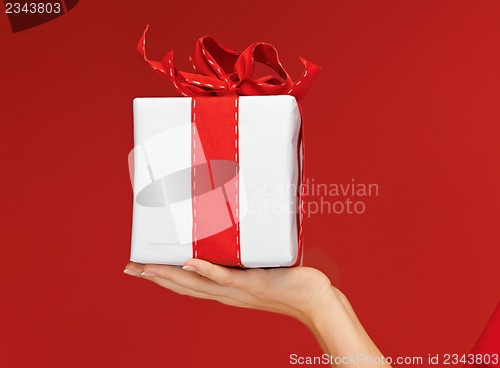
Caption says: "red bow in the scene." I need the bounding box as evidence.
[137,26,320,101]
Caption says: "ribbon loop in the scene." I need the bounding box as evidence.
[137,26,320,100]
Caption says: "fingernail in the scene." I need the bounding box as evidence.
[182,265,196,272]
[141,271,157,277]
[123,269,141,277]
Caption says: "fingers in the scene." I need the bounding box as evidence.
[123,261,301,317]
[139,263,248,300]
[124,262,225,296]
[124,261,258,306]
[143,274,211,299]
[182,259,244,287]
[135,264,255,309]
[124,262,240,302]
[124,260,243,288]
[144,275,249,308]
[123,262,144,277]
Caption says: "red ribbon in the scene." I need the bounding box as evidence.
[191,96,243,267]
[137,26,320,100]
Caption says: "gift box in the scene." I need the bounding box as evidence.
[129,28,319,268]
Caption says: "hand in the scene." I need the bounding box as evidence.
[124,259,333,327]
[124,260,391,366]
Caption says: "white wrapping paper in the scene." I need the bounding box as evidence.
[130,95,302,267]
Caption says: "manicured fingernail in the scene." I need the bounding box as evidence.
[123,269,141,277]
[182,265,196,272]
[141,271,157,277]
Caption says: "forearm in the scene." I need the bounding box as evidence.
[304,287,392,368]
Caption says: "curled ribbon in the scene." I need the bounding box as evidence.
[137,26,320,100]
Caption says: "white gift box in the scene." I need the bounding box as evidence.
[130,95,303,268]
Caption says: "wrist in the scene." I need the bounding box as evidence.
[299,284,346,329]
[314,287,346,325]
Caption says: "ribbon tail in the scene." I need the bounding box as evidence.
[137,26,208,97]
[288,57,321,101]
[137,25,169,77]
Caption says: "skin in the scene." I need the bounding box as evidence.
[124,259,392,368]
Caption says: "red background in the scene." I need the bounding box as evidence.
[1,1,499,367]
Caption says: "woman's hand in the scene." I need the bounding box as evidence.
[124,260,391,367]
[124,259,333,327]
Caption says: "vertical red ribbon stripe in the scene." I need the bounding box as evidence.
[191,96,243,267]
